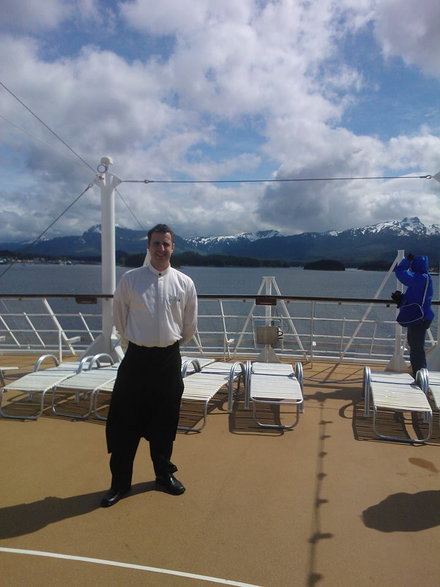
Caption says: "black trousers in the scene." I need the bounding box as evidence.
[105,341,183,490]
[407,320,432,378]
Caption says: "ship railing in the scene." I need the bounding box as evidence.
[0,293,437,365]
[186,293,438,364]
[0,295,103,360]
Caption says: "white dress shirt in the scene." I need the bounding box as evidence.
[113,264,198,348]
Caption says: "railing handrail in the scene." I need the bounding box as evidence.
[1,292,439,305]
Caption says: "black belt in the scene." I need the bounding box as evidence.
[129,341,179,351]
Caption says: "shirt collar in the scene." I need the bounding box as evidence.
[147,263,171,277]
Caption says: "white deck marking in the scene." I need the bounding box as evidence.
[0,547,262,587]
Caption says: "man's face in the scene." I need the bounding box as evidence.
[148,231,174,270]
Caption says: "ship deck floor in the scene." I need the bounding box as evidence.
[1,355,440,587]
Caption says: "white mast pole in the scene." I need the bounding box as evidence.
[99,157,119,343]
[82,157,121,359]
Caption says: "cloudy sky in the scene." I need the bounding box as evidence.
[1,0,440,242]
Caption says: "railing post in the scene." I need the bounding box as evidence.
[386,250,407,371]
[58,326,62,363]
[42,298,76,356]
[310,301,315,362]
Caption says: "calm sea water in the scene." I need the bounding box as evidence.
[0,263,437,299]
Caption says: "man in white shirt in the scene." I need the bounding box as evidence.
[101,224,198,507]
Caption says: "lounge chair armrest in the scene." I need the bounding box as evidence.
[363,366,371,416]
[182,358,201,377]
[34,354,59,372]
[416,368,429,394]
[295,362,304,390]
[90,353,115,368]
[225,361,246,413]
[76,355,93,372]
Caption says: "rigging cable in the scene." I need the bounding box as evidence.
[0,80,146,247]
[0,80,95,174]
[0,113,87,169]
[123,174,432,184]
[115,188,147,232]
[0,184,94,280]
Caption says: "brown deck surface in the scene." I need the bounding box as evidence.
[1,355,440,586]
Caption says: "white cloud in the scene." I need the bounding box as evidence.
[0,0,439,243]
[0,0,71,32]
[373,0,440,77]
[120,0,254,36]
[257,127,440,234]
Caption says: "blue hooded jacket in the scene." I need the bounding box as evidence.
[395,255,434,321]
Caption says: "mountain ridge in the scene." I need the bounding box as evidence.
[1,217,439,264]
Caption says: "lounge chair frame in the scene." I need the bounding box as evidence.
[418,368,440,426]
[180,360,246,432]
[51,353,117,420]
[245,361,304,430]
[90,378,116,420]
[363,366,432,443]
[0,354,94,420]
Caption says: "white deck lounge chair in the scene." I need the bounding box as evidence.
[51,354,118,419]
[363,367,432,443]
[0,354,95,420]
[244,361,304,430]
[180,361,246,431]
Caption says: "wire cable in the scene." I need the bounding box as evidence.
[115,188,146,232]
[0,81,147,254]
[0,80,95,173]
[0,184,94,280]
[122,174,432,184]
[0,113,89,171]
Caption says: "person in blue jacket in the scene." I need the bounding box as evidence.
[395,253,434,378]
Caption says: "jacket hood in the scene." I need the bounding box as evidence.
[412,255,429,273]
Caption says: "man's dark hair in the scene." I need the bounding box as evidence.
[147,223,175,243]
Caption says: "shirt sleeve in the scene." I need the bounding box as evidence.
[180,279,198,345]
[395,258,413,286]
[113,276,130,345]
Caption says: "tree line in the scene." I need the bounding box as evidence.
[120,250,296,268]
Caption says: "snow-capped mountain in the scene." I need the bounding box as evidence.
[1,218,439,264]
[185,230,280,252]
[335,217,440,238]
[179,217,440,263]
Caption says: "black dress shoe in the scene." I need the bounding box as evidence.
[100,487,130,508]
[155,475,185,495]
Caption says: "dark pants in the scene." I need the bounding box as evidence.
[109,436,177,491]
[407,320,431,378]
[105,341,183,490]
